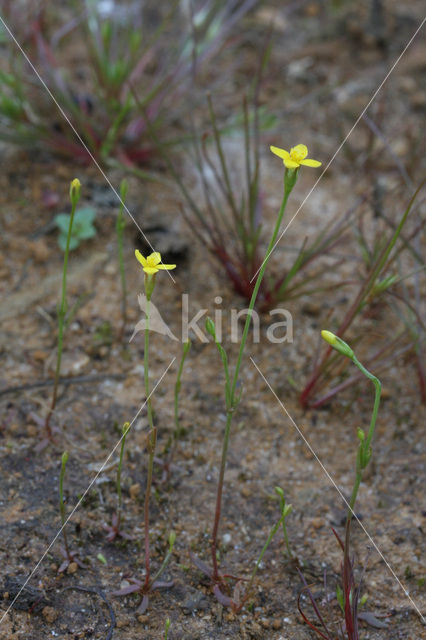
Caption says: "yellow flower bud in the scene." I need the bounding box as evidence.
[321,330,354,359]
[69,178,81,207]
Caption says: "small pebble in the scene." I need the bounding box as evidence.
[67,562,78,574]
[42,606,57,624]
[26,424,38,438]
[222,533,232,546]
[129,483,141,499]
[311,517,324,530]
[29,239,50,263]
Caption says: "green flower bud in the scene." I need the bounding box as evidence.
[321,330,354,359]
[69,178,81,207]
[284,167,298,193]
[357,428,365,442]
[274,486,284,500]
[205,317,216,338]
[144,273,156,301]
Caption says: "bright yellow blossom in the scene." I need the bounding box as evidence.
[270,144,321,169]
[135,250,176,275]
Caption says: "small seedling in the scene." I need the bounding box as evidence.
[113,530,176,614]
[205,486,293,612]
[58,451,85,573]
[164,617,171,640]
[54,207,96,251]
[274,486,293,559]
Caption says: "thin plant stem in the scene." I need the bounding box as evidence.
[59,451,70,558]
[116,422,130,530]
[341,354,381,639]
[116,179,128,340]
[346,356,381,525]
[45,184,80,438]
[282,519,292,558]
[164,618,171,640]
[144,296,154,432]
[143,293,155,589]
[174,340,191,436]
[165,339,191,473]
[246,515,283,595]
[210,170,298,580]
[151,531,176,585]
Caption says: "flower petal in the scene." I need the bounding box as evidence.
[156,263,176,270]
[283,158,300,169]
[135,250,147,267]
[147,251,161,266]
[291,144,308,160]
[300,158,322,167]
[270,145,291,162]
[143,266,159,274]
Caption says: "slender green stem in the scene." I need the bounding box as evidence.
[230,182,293,400]
[343,354,381,587]
[210,171,297,579]
[174,340,191,436]
[144,425,156,589]
[352,356,381,455]
[346,473,362,528]
[45,194,78,438]
[246,515,283,594]
[116,423,130,530]
[346,357,381,526]
[143,296,155,589]
[281,515,292,558]
[164,618,171,640]
[144,297,154,431]
[116,179,128,339]
[163,339,192,477]
[59,451,70,558]
[151,531,176,585]
[117,209,127,334]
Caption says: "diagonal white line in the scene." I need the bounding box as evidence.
[0,15,176,283]
[250,16,426,283]
[0,357,175,624]
[250,357,425,623]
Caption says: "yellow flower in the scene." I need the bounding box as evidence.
[270,144,321,169]
[135,250,176,275]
